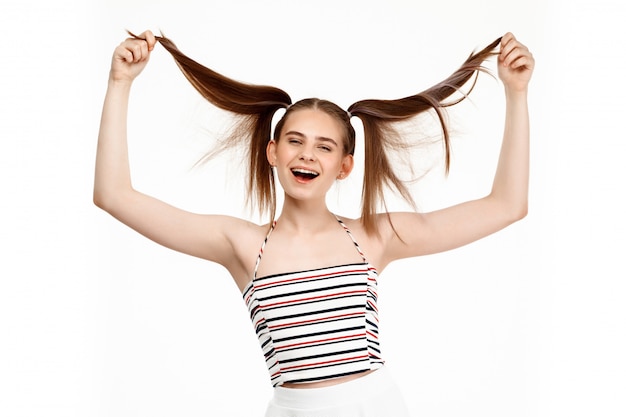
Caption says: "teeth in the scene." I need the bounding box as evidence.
[292,169,319,176]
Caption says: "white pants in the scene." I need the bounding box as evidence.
[264,366,410,417]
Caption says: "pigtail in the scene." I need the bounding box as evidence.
[153,34,291,114]
[129,31,292,221]
[349,37,501,234]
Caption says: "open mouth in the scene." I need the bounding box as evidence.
[291,168,319,181]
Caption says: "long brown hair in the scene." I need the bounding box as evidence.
[133,31,501,234]
[348,37,501,231]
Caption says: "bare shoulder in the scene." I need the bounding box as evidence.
[217,216,272,289]
[337,212,433,271]
[334,214,396,272]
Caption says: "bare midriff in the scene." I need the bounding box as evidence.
[280,369,377,389]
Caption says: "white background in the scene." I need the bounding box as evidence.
[1,0,624,416]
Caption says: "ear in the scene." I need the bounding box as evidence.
[338,154,354,180]
[266,140,277,166]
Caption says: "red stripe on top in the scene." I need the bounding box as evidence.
[262,289,368,309]
[268,311,365,330]
[366,330,379,340]
[254,267,370,290]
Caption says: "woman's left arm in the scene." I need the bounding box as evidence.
[487,31,533,221]
[381,33,535,262]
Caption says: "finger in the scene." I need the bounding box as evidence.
[500,32,515,47]
[117,47,134,64]
[139,30,157,51]
[126,29,157,52]
[500,42,529,67]
[120,42,140,63]
[508,53,534,71]
[130,41,148,62]
[139,40,149,61]
[499,32,520,62]
[500,40,519,62]
[504,45,532,69]
[501,46,522,67]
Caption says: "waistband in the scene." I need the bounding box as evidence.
[271,366,396,409]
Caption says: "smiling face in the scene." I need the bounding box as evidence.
[267,108,354,203]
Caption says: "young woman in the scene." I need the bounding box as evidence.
[94,29,533,416]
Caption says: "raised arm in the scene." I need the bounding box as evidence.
[93,31,256,281]
[380,33,534,264]
[94,31,156,212]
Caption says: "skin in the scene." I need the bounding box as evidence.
[94,30,534,389]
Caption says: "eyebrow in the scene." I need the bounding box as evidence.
[284,131,339,147]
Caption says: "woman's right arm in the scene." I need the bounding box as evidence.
[93,31,253,276]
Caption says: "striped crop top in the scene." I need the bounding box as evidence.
[242,217,384,387]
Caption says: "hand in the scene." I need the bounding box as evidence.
[498,32,534,93]
[109,30,157,83]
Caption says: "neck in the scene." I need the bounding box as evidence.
[278,195,336,234]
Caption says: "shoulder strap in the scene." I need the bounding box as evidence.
[253,220,277,279]
[335,216,368,263]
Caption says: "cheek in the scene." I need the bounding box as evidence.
[274,146,294,163]
[271,141,287,160]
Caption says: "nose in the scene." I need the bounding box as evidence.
[299,150,315,162]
